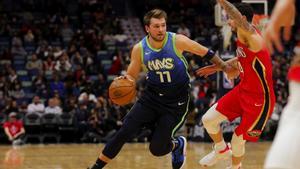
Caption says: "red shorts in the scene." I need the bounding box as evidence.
[216,86,275,142]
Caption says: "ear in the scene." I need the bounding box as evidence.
[242,15,248,22]
[145,25,150,33]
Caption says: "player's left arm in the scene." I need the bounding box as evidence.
[175,34,227,70]
[175,34,239,79]
[218,0,255,34]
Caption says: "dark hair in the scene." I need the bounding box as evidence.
[234,3,254,22]
[143,9,167,26]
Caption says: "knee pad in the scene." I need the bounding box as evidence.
[202,104,227,134]
[231,133,246,157]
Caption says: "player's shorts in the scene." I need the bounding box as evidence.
[216,85,275,142]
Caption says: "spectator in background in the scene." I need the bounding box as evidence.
[43,56,56,71]
[49,74,65,98]
[24,29,35,43]
[54,52,72,72]
[11,35,27,57]
[32,74,48,97]
[27,95,45,114]
[3,112,25,145]
[44,98,62,115]
[26,53,43,72]
[72,101,90,142]
[63,96,77,113]
[7,69,18,85]
[78,85,97,105]
[61,21,74,44]
[108,53,122,75]
[4,99,19,115]
[8,82,25,100]
[18,101,28,115]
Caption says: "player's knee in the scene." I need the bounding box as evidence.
[202,104,223,134]
[149,144,167,157]
[149,142,168,157]
[231,133,246,157]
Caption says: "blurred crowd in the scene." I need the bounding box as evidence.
[0,0,299,144]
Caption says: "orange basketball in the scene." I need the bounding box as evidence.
[109,78,136,106]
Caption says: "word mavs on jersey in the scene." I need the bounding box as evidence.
[147,58,175,71]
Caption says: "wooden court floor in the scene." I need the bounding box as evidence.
[0,142,272,169]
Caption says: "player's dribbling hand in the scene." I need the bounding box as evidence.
[196,64,219,78]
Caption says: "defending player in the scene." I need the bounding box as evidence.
[197,1,275,169]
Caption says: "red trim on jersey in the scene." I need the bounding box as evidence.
[288,66,300,82]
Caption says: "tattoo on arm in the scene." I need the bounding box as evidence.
[219,0,255,33]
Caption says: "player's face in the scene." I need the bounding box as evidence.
[228,19,237,32]
[145,18,167,42]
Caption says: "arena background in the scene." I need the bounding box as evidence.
[0,0,299,169]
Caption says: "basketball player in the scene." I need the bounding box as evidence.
[88,9,237,169]
[197,1,275,169]
[264,0,300,168]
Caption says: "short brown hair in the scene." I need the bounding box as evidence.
[143,9,167,26]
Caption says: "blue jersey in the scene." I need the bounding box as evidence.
[140,32,190,90]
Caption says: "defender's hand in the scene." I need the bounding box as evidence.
[223,64,240,80]
[196,64,219,78]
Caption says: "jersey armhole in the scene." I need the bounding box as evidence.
[172,34,189,68]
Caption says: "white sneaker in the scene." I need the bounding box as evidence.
[199,143,232,167]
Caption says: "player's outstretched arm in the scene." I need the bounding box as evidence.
[196,57,240,78]
[263,0,295,53]
[175,34,225,69]
[175,34,237,79]
[125,43,142,81]
[217,0,255,34]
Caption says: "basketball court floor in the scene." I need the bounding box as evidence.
[0,142,271,169]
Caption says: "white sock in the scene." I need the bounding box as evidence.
[215,140,226,152]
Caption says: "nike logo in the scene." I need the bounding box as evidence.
[178,102,185,106]
[254,103,263,107]
[145,51,151,55]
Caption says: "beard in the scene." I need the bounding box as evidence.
[148,32,165,42]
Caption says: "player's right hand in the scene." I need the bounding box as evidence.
[223,64,240,80]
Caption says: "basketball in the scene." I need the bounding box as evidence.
[109,77,137,106]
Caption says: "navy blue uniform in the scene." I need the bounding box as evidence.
[103,32,190,158]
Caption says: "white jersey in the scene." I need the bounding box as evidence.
[264,81,300,169]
